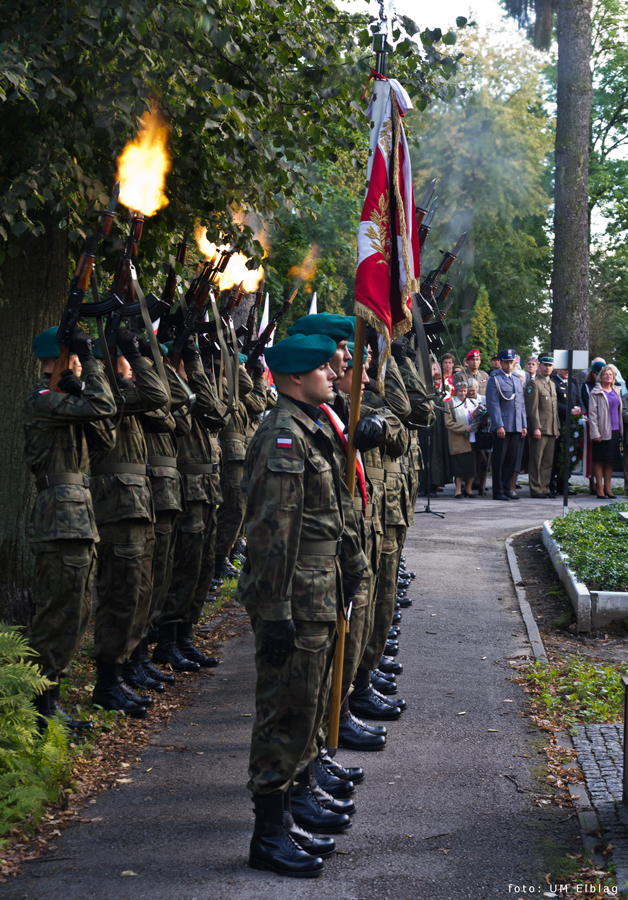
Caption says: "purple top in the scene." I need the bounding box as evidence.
[606,388,621,431]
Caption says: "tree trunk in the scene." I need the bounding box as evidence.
[551,0,592,351]
[0,219,68,624]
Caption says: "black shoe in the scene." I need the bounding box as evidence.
[529,492,547,499]
[48,684,94,731]
[506,491,520,500]
[153,623,201,672]
[177,623,219,668]
[349,686,402,721]
[250,793,324,877]
[234,537,247,557]
[211,576,224,588]
[371,672,397,694]
[548,490,558,498]
[392,610,402,625]
[378,656,403,675]
[118,677,153,708]
[372,667,396,682]
[388,625,401,638]
[310,782,355,816]
[397,596,413,608]
[371,685,406,711]
[313,758,355,798]
[140,638,175,685]
[493,493,510,501]
[122,646,165,693]
[338,712,387,751]
[214,556,239,578]
[319,749,365,784]
[290,783,352,834]
[384,641,399,656]
[92,663,147,718]
[283,794,336,859]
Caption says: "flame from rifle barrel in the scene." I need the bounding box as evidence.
[117,105,170,216]
[194,225,263,292]
[287,243,318,294]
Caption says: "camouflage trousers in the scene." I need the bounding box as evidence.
[358,523,406,674]
[93,519,155,665]
[144,510,178,635]
[246,607,336,794]
[160,502,216,626]
[215,461,245,559]
[29,539,96,682]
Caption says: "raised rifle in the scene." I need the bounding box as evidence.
[49,183,120,392]
[419,232,467,306]
[245,286,298,373]
[415,179,436,232]
[104,210,146,363]
[170,250,231,369]
[157,230,188,344]
[243,277,265,355]
[418,196,438,255]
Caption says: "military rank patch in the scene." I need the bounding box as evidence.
[526,384,533,394]
[277,437,293,449]
[39,389,51,394]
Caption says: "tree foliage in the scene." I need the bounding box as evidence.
[469,284,498,363]
[411,28,553,359]
[0,0,463,286]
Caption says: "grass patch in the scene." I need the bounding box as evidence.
[524,657,627,728]
[550,500,628,592]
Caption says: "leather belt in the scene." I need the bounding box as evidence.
[353,497,374,518]
[179,462,219,475]
[365,466,385,482]
[90,463,149,476]
[36,473,89,492]
[298,538,342,557]
[221,431,246,442]
[147,456,177,468]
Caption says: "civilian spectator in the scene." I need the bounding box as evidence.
[581,361,605,413]
[589,365,621,499]
[440,353,455,401]
[446,380,479,499]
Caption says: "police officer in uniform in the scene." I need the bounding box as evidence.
[524,353,560,498]
[24,326,116,729]
[485,348,527,500]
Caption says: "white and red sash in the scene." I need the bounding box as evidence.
[320,403,368,510]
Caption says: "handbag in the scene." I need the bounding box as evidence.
[475,431,494,451]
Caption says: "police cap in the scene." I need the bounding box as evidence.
[498,348,517,361]
[265,334,337,374]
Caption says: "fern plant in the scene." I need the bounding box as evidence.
[0,624,71,841]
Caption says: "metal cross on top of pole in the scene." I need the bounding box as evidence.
[326,2,393,757]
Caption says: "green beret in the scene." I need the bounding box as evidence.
[346,340,368,368]
[164,341,174,357]
[33,327,61,359]
[538,354,554,364]
[265,334,337,374]
[288,312,355,343]
[239,352,247,365]
[159,342,168,357]
[93,338,121,358]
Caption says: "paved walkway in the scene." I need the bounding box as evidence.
[0,489,611,900]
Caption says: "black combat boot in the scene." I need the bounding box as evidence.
[140,637,175,685]
[371,670,397,695]
[152,623,201,672]
[313,756,355,798]
[290,767,352,834]
[371,684,407,711]
[118,670,153,708]
[214,556,239,578]
[378,655,403,675]
[392,609,402,625]
[249,792,324,877]
[397,596,413,608]
[50,684,93,730]
[319,747,365,784]
[32,688,54,732]
[92,662,147,718]
[301,762,356,816]
[384,640,399,656]
[349,685,402,721]
[283,791,336,858]
[177,623,219,668]
[338,710,386,750]
[123,644,165,693]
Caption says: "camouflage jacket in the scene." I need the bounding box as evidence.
[396,355,434,432]
[243,375,268,445]
[178,359,229,505]
[23,358,117,543]
[360,389,407,536]
[237,395,350,623]
[89,358,169,526]
[219,367,254,463]
[382,357,412,527]
[137,364,192,514]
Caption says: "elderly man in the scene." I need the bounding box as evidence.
[525,356,538,384]
[454,349,489,396]
[485,349,528,501]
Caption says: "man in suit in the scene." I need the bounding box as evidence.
[524,354,560,498]
[549,367,582,497]
[485,348,527,501]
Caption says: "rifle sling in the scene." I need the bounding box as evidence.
[209,293,234,414]
[131,264,171,413]
[91,271,124,414]
[228,318,240,411]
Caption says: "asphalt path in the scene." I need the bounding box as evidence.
[1,488,608,900]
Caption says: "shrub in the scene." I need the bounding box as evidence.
[550,501,628,592]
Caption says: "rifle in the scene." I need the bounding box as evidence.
[50,183,120,392]
[243,277,265,355]
[415,179,436,232]
[245,287,298,373]
[418,196,438,255]
[157,230,188,344]
[104,211,146,363]
[170,250,231,369]
[419,232,467,306]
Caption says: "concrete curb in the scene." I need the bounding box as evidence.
[505,526,548,664]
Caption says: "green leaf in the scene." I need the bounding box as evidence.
[442,31,457,45]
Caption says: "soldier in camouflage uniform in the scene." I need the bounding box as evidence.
[121,356,194,692]
[238,332,356,878]
[24,326,116,729]
[214,358,265,576]
[154,340,229,669]
[89,331,169,718]
[393,337,434,515]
